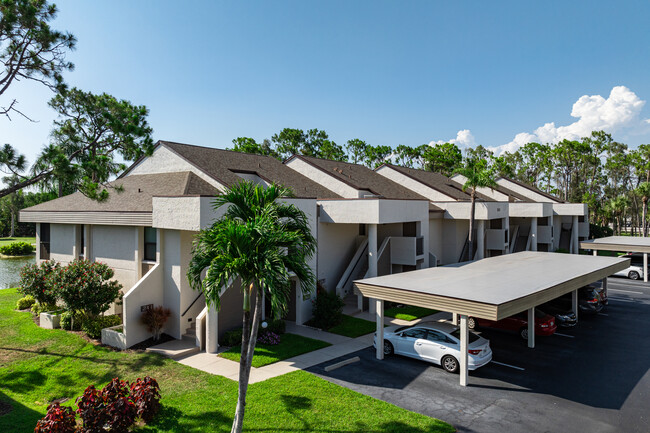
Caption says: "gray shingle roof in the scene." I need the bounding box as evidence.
[380,164,494,202]
[288,155,429,201]
[22,171,218,213]
[160,141,340,199]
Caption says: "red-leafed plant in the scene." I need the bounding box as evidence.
[76,385,108,433]
[130,376,161,423]
[34,402,77,433]
[140,306,171,341]
[76,378,136,433]
[103,397,136,433]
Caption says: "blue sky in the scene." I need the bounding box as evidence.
[4,0,650,165]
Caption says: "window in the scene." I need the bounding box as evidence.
[401,328,427,339]
[427,330,455,344]
[144,227,157,261]
[450,329,480,344]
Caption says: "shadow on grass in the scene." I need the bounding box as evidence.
[136,405,233,432]
[0,391,44,431]
[0,346,165,369]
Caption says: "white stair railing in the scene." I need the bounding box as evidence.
[336,238,368,297]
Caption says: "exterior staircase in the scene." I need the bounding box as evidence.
[183,321,196,342]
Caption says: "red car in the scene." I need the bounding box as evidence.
[468,310,557,340]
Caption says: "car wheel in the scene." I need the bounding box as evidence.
[467,317,477,330]
[383,341,394,356]
[520,327,529,340]
[441,355,459,373]
[629,271,640,280]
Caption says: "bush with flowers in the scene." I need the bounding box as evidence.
[257,330,281,345]
[18,259,61,307]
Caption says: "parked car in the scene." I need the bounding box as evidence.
[589,282,608,305]
[374,321,492,373]
[544,286,604,315]
[538,302,577,328]
[614,254,645,280]
[468,309,557,340]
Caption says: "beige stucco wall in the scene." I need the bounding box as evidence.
[376,166,456,201]
[127,144,224,189]
[317,222,360,293]
[285,158,359,198]
[91,225,137,289]
[49,223,76,263]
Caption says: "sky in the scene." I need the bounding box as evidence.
[3,0,650,167]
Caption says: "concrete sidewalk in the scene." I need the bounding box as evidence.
[166,310,449,383]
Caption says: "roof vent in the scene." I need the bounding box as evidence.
[138,188,142,193]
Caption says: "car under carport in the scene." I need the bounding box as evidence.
[353,251,629,386]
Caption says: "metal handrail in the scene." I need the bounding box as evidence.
[182,291,204,317]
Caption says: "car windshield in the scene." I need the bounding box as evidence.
[450,329,480,343]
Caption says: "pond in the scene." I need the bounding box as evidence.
[0,256,34,289]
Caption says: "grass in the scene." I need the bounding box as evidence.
[384,305,438,321]
[327,314,378,338]
[219,333,331,367]
[0,237,36,247]
[0,288,454,433]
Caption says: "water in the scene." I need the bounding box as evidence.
[0,256,34,289]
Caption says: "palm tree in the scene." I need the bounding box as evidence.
[607,195,630,235]
[636,182,650,237]
[456,158,497,260]
[187,181,316,433]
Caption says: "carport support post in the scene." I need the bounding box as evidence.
[368,223,378,315]
[530,217,538,252]
[376,299,384,360]
[460,314,469,386]
[476,220,485,260]
[572,289,579,321]
[527,307,535,349]
[572,215,579,254]
[644,253,648,283]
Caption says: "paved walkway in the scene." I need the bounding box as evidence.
[154,310,449,384]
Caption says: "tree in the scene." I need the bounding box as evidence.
[230,137,279,159]
[345,138,367,164]
[637,182,650,237]
[363,144,392,169]
[456,158,496,261]
[187,181,316,433]
[422,142,462,176]
[0,0,75,118]
[0,87,154,200]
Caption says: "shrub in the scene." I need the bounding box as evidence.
[34,402,77,433]
[311,286,344,330]
[130,376,161,423]
[82,314,122,339]
[31,302,59,315]
[18,260,61,306]
[77,378,136,433]
[265,318,286,335]
[590,223,613,239]
[58,260,123,322]
[61,310,85,331]
[257,331,281,345]
[140,306,171,341]
[16,295,36,310]
[0,241,34,256]
[222,328,243,347]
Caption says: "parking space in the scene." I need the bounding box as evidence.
[308,278,650,433]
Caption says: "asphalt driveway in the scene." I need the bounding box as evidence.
[308,277,650,433]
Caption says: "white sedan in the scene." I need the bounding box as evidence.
[614,255,644,280]
[373,321,492,373]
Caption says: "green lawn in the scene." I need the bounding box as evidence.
[327,314,378,338]
[0,288,454,433]
[0,237,36,247]
[219,333,331,367]
[384,305,438,321]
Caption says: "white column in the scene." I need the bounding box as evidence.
[452,312,458,325]
[460,314,469,386]
[376,299,384,360]
[476,220,485,260]
[421,219,430,268]
[527,307,535,348]
[572,216,579,254]
[572,289,579,321]
[134,227,143,280]
[644,253,648,283]
[206,304,219,354]
[530,217,538,252]
[593,250,597,256]
[368,224,378,315]
[35,223,41,261]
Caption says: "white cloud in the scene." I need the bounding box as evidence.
[491,86,648,154]
[427,86,649,156]
[429,129,476,148]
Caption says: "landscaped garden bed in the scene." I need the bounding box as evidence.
[384,304,438,321]
[0,288,454,432]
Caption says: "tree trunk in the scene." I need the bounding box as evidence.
[642,197,648,238]
[231,283,263,433]
[468,189,476,261]
[9,211,15,238]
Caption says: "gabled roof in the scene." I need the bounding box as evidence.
[499,176,564,203]
[286,155,428,201]
[380,164,494,202]
[153,141,340,199]
[22,172,218,213]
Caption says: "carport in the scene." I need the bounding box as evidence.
[580,236,650,282]
[353,251,629,386]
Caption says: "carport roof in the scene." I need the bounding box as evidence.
[580,236,650,253]
[354,251,629,321]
